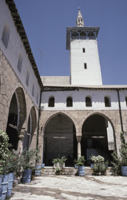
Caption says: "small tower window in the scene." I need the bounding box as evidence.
[66,97,73,107]
[125,97,127,106]
[84,63,87,69]
[104,96,111,107]
[48,97,55,107]
[2,23,10,48]
[86,96,92,107]
[83,48,85,53]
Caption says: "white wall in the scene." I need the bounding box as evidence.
[0,0,40,107]
[70,39,102,85]
[41,89,127,110]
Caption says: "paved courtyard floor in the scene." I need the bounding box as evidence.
[10,175,127,200]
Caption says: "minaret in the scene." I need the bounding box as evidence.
[66,9,102,85]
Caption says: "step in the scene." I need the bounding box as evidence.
[42,166,112,176]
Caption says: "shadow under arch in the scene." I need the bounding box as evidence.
[6,87,26,150]
[81,112,116,166]
[43,112,77,166]
[23,106,37,150]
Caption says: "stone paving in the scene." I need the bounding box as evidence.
[10,175,127,200]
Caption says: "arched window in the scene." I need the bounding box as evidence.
[26,70,30,86]
[104,96,111,107]
[66,97,73,107]
[17,53,23,72]
[32,84,34,96]
[86,96,92,107]
[48,97,55,107]
[125,97,127,106]
[2,23,10,48]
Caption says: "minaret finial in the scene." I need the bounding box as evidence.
[76,8,84,27]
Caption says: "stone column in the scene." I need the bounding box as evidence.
[77,136,82,159]
[17,131,25,153]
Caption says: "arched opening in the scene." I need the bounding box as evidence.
[86,96,92,107]
[66,97,73,107]
[23,106,37,150]
[71,32,79,39]
[43,113,77,166]
[48,96,55,107]
[104,96,111,107]
[82,114,115,166]
[2,23,10,48]
[6,87,26,150]
[6,93,19,150]
[80,31,86,39]
[88,31,95,39]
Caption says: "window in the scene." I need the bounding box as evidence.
[17,53,23,72]
[84,63,87,69]
[86,96,92,107]
[66,97,73,107]
[48,97,55,107]
[83,48,85,53]
[36,93,39,104]
[125,97,127,106]
[2,23,10,48]
[26,70,30,86]
[104,96,111,107]
[32,84,34,96]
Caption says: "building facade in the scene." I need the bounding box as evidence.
[0,1,127,166]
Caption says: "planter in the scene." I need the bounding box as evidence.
[22,169,31,183]
[7,172,14,198]
[0,175,3,199]
[78,166,85,176]
[121,166,127,176]
[42,163,45,168]
[91,163,93,168]
[35,165,42,176]
[1,174,9,200]
[53,162,59,168]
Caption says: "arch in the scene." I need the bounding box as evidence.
[6,92,19,150]
[26,70,30,86]
[2,23,10,48]
[48,96,55,107]
[43,112,77,166]
[66,96,73,107]
[85,96,92,107]
[71,32,78,36]
[81,113,116,165]
[17,53,23,72]
[88,31,94,37]
[104,96,111,107]
[23,106,37,150]
[15,87,27,133]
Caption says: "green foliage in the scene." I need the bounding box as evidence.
[52,158,60,164]
[111,132,127,175]
[75,156,85,166]
[0,130,11,161]
[21,148,40,170]
[91,155,108,175]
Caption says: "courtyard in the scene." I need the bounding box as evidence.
[10,175,127,200]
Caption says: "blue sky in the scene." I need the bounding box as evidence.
[14,0,127,85]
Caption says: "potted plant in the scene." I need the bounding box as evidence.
[111,132,127,176]
[120,132,127,176]
[52,158,60,168]
[90,155,108,175]
[21,149,38,183]
[75,156,85,176]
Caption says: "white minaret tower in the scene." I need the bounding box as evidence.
[66,9,102,85]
